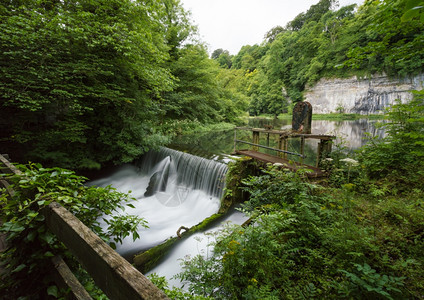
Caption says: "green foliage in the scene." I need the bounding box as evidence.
[231,44,268,71]
[287,0,337,31]
[337,263,405,299]
[226,0,423,114]
[0,0,174,169]
[175,160,423,298]
[240,166,318,211]
[161,44,246,125]
[148,273,212,300]
[211,49,233,68]
[0,0,245,170]
[263,2,358,102]
[344,0,424,77]
[402,0,424,21]
[359,91,424,186]
[0,163,146,298]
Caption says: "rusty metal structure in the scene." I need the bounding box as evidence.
[234,102,335,177]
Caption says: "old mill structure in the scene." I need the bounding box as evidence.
[234,102,335,177]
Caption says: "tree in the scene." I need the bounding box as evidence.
[161,44,247,124]
[161,44,222,122]
[217,50,233,69]
[287,0,338,31]
[264,26,286,44]
[0,0,172,169]
[161,0,197,60]
[343,0,424,76]
[401,0,424,21]
[211,49,233,68]
[211,48,225,59]
[231,44,268,71]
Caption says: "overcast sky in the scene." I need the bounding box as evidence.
[181,0,365,55]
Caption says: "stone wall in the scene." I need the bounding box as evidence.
[304,73,424,114]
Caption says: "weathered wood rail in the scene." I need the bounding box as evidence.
[43,202,168,299]
[0,154,169,299]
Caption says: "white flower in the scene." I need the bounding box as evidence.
[340,158,359,166]
[325,158,334,162]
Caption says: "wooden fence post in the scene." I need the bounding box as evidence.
[316,139,333,168]
[300,136,305,164]
[252,131,260,151]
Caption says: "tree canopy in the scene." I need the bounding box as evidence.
[0,0,246,169]
[216,0,424,114]
[1,0,422,168]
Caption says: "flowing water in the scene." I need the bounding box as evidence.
[89,148,228,258]
[146,208,248,288]
[90,118,385,287]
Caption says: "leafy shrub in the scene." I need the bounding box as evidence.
[359,91,424,187]
[240,165,319,211]
[175,164,423,298]
[337,263,405,299]
[148,273,211,300]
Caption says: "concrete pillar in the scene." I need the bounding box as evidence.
[292,101,312,134]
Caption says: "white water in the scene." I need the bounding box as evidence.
[146,209,248,288]
[89,148,228,258]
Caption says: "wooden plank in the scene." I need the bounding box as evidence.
[235,140,304,157]
[236,150,325,178]
[43,202,169,300]
[0,154,22,175]
[51,255,94,300]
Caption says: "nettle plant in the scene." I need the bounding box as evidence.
[0,163,146,298]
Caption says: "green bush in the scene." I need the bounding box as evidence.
[174,164,423,298]
[359,91,424,187]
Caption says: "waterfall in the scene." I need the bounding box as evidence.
[140,147,228,199]
[89,147,228,257]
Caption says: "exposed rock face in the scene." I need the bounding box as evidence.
[305,73,424,114]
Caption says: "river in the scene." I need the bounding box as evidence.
[170,117,386,164]
[89,117,385,288]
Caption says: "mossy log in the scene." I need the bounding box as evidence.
[133,213,223,273]
[133,158,261,274]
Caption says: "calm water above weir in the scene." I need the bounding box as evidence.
[89,118,384,288]
[171,118,386,165]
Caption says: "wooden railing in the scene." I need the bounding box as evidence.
[0,154,169,300]
[234,127,335,168]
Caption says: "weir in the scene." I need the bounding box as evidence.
[91,147,229,258]
[139,147,228,199]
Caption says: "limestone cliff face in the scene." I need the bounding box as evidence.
[304,73,424,114]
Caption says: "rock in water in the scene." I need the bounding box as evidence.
[144,158,171,197]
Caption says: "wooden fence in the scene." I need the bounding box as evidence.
[0,154,169,300]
